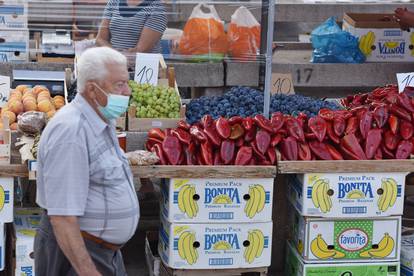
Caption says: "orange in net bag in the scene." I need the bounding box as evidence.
[228,6,261,60]
[178,4,228,60]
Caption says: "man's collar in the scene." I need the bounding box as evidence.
[73,93,108,135]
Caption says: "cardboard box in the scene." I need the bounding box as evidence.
[0,28,28,62]
[343,13,414,62]
[161,178,274,223]
[288,173,406,218]
[0,1,27,29]
[127,106,185,132]
[0,177,13,223]
[145,231,161,276]
[14,208,42,276]
[285,242,400,276]
[0,224,6,271]
[158,217,272,269]
[289,208,401,263]
[0,129,11,165]
[401,231,414,276]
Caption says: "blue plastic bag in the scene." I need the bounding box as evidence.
[311,17,365,63]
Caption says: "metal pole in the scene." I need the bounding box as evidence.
[263,0,275,119]
[259,0,269,89]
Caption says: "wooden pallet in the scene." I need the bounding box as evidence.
[160,262,267,276]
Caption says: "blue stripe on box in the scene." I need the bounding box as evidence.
[398,185,402,197]
[264,237,269,248]
[173,192,178,203]
[5,191,9,203]
[173,239,178,250]
[265,192,270,203]
[0,6,25,15]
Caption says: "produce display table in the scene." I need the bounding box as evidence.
[0,165,29,178]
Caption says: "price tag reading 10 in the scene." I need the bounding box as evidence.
[134,53,161,85]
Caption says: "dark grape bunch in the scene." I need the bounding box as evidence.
[186,86,340,124]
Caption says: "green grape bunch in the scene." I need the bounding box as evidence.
[128,80,181,119]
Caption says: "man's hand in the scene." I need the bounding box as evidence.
[50,216,102,276]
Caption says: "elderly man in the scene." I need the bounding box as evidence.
[34,47,139,276]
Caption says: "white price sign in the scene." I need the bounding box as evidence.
[0,76,10,108]
[134,53,161,85]
[397,72,414,93]
[271,73,295,95]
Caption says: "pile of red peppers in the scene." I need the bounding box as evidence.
[147,85,414,164]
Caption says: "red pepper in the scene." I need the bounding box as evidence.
[318,108,335,121]
[220,140,235,165]
[365,129,382,159]
[200,141,213,165]
[371,87,388,99]
[345,117,359,135]
[266,147,277,164]
[242,117,254,131]
[184,143,197,165]
[178,150,186,165]
[235,146,253,165]
[297,113,308,128]
[286,117,305,143]
[400,120,414,140]
[384,131,400,151]
[340,143,361,160]
[177,120,191,131]
[373,105,389,128]
[255,130,271,154]
[151,144,168,165]
[326,122,340,144]
[359,111,373,139]
[190,125,207,143]
[388,115,399,135]
[214,149,224,165]
[277,129,288,136]
[228,116,243,126]
[216,117,231,139]
[390,104,412,122]
[164,129,173,137]
[352,106,369,119]
[148,128,165,141]
[309,141,332,160]
[201,115,214,129]
[253,114,273,133]
[146,137,163,151]
[333,117,346,137]
[335,110,352,120]
[341,134,367,160]
[326,144,343,160]
[249,157,257,166]
[252,142,266,161]
[204,125,222,147]
[308,116,327,142]
[171,129,192,145]
[395,140,413,159]
[162,136,182,165]
[280,137,298,160]
[271,134,283,147]
[397,93,414,112]
[305,132,318,140]
[381,144,395,159]
[196,154,205,165]
[229,124,245,140]
[244,125,257,142]
[298,142,312,161]
[374,148,383,160]
[270,112,285,133]
[236,137,244,147]
[386,93,399,105]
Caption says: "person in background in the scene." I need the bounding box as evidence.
[395,8,414,31]
[96,0,167,53]
[34,47,139,276]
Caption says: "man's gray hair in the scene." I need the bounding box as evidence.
[77,47,127,93]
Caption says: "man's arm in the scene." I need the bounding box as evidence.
[127,27,163,53]
[50,216,102,276]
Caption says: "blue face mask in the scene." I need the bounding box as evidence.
[94,83,129,120]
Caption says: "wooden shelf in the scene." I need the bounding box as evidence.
[131,165,277,178]
[0,164,28,178]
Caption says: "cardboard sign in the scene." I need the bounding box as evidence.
[134,53,161,85]
[397,72,414,93]
[0,76,10,108]
[271,73,294,95]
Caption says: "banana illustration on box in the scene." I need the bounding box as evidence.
[177,231,199,265]
[359,31,376,56]
[244,229,265,263]
[311,179,332,213]
[244,185,266,219]
[310,234,345,259]
[377,178,398,212]
[177,184,199,218]
[359,233,394,258]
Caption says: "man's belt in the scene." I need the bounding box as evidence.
[81,231,123,251]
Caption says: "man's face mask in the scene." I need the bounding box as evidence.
[93,83,129,120]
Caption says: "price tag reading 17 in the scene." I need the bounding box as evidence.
[397,72,414,93]
[134,53,161,85]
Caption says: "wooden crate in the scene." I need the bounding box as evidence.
[159,262,267,276]
[32,32,74,64]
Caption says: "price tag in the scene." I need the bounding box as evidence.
[0,76,10,108]
[134,53,161,85]
[271,73,295,95]
[397,72,414,93]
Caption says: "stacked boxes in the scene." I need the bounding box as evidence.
[159,178,274,269]
[401,231,414,275]
[287,173,406,275]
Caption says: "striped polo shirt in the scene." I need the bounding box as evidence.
[36,94,139,244]
[103,0,167,53]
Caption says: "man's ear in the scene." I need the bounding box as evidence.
[85,81,97,100]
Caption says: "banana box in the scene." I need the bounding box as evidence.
[0,223,5,271]
[400,231,414,276]
[289,208,401,263]
[0,177,13,223]
[14,208,42,276]
[288,173,406,218]
[160,178,273,223]
[285,242,400,276]
[158,217,273,269]
[0,1,28,29]
[343,13,414,62]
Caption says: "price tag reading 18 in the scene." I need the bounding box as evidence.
[134,53,161,85]
[397,72,414,93]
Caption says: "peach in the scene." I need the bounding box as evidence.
[24,101,37,112]
[9,90,22,99]
[15,85,28,93]
[38,91,51,99]
[22,92,35,101]
[47,110,56,119]
[1,107,9,115]
[8,100,23,115]
[33,85,48,96]
[23,88,32,95]
[1,111,16,124]
[54,95,65,102]
[53,99,65,110]
[9,123,17,131]
[22,97,36,105]
[37,100,53,113]
[37,96,50,103]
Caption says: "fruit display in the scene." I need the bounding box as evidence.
[186,86,340,124]
[129,81,181,119]
[1,85,65,129]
